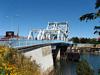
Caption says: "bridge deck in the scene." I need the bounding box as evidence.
[0,40,70,48]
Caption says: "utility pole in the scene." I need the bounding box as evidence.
[17,24,19,38]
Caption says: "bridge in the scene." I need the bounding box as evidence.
[27,22,69,41]
[0,22,73,74]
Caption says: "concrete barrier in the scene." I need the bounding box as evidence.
[24,45,54,75]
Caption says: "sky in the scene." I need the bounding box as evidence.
[0,0,99,38]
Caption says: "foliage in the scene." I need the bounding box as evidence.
[70,37,80,43]
[70,37,98,44]
[80,0,100,21]
[0,46,40,75]
[76,60,94,75]
[94,26,100,36]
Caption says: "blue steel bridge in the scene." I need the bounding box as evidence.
[0,22,99,75]
[0,21,70,48]
[0,21,71,62]
[0,22,73,75]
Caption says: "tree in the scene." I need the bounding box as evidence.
[70,37,97,44]
[94,26,100,35]
[79,0,100,43]
[71,37,80,43]
[93,26,100,42]
[80,0,100,21]
[80,38,87,43]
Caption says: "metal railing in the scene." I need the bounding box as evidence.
[0,40,64,48]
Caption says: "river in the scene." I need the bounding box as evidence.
[58,54,100,75]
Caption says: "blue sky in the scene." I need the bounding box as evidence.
[0,0,99,38]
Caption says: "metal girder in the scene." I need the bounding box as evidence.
[27,22,69,42]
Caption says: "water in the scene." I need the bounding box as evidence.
[81,54,100,75]
[60,54,100,75]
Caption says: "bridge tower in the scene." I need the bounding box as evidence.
[46,22,69,41]
[27,21,69,42]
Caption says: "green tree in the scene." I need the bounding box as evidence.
[71,37,79,43]
[76,60,94,75]
[80,0,100,21]
[71,37,97,44]
[80,38,87,43]
[79,0,100,43]
[94,26,100,36]
[93,26,100,42]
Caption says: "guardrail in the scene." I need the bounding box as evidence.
[0,40,65,48]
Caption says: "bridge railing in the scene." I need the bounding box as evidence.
[0,40,64,48]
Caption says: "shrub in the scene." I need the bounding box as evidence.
[76,60,94,75]
[0,46,40,75]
